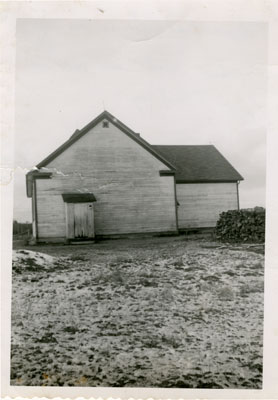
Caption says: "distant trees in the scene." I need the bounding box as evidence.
[13,220,32,236]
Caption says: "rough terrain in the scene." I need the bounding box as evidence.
[11,236,264,388]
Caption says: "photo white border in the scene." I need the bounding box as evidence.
[1,1,278,399]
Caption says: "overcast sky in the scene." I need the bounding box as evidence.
[14,19,267,222]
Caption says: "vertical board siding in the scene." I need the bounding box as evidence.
[36,122,176,238]
[86,205,95,238]
[65,203,75,238]
[177,183,238,229]
[72,203,94,238]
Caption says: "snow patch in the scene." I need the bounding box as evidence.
[13,250,59,268]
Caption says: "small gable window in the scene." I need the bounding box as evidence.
[102,121,109,128]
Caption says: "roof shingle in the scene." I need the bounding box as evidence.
[33,110,243,183]
[152,145,243,182]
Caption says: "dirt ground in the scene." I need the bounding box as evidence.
[11,235,264,388]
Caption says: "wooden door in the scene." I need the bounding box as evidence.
[66,202,95,239]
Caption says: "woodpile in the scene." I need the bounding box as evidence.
[215,207,265,243]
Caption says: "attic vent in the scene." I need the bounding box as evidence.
[102,121,109,128]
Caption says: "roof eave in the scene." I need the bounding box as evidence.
[26,170,52,198]
[176,178,243,183]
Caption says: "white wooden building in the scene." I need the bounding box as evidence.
[26,110,243,243]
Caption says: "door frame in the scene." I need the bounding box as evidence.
[62,193,97,241]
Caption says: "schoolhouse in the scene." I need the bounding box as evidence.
[26,110,243,242]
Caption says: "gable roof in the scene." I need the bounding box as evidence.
[28,111,243,198]
[36,110,175,171]
[152,145,243,182]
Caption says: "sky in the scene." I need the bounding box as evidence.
[14,19,267,222]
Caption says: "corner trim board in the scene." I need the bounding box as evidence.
[237,181,240,210]
[173,175,179,232]
[34,179,38,241]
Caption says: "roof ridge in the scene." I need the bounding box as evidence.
[35,111,176,171]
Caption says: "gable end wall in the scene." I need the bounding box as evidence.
[35,122,177,238]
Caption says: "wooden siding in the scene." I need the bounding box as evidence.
[177,183,238,229]
[35,121,177,238]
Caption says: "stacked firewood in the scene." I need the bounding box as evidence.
[215,207,265,243]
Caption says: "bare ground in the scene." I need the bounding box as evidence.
[11,235,264,388]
